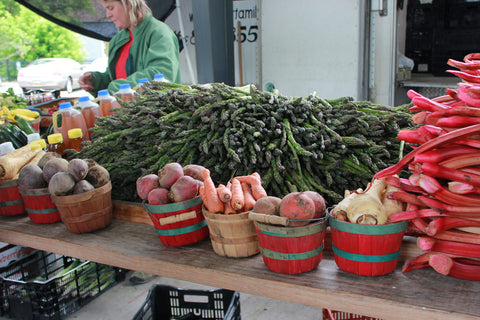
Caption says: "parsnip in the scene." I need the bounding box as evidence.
[382,183,405,218]
[0,145,43,180]
[331,188,363,221]
[346,178,387,225]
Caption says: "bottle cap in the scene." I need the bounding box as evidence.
[119,83,131,90]
[98,90,109,97]
[0,142,14,156]
[26,133,41,144]
[68,128,83,139]
[47,133,63,144]
[78,96,90,102]
[37,139,47,149]
[59,102,72,109]
[29,141,42,150]
[154,74,165,80]
[138,78,149,84]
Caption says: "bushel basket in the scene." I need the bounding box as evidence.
[19,186,61,224]
[143,196,209,247]
[328,215,407,276]
[51,181,113,234]
[0,179,26,216]
[202,206,259,258]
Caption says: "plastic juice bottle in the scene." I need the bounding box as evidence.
[26,132,41,144]
[0,142,14,156]
[52,102,89,150]
[68,128,84,152]
[136,78,149,92]
[47,133,65,156]
[76,96,103,135]
[153,74,170,82]
[97,89,121,116]
[115,83,135,102]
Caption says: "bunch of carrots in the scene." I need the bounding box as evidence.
[199,168,267,214]
[373,53,480,281]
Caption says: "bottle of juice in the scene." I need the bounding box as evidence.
[52,102,89,150]
[97,89,121,116]
[76,96,103,136]
[153,74,170,83]
[136,78,149,92]
[115,83,135,102]
[68,128,85,152]
[47,133,65,156]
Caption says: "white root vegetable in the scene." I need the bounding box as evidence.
[346,178,388,225]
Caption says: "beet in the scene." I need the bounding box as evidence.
[303,191,327,218]
[279,192,315,227]
[85,165,110,188]
[136,174,160,200]
[147,188,170,205]
[48,172,76,196]
[37,152,60,169]
[18,164,47,189]
[68,159,89,182]
[183,164,206,181]
[73,180,95,194]
[253,196,282,215]
[168,175,200,203]
[42,158,69,183]
[158,162,183,189]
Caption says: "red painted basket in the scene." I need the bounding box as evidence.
[254,217,328,274]
[18,187,61,224]
[0,179,26,216]
[143,196,209,247]
[328,215,407,276]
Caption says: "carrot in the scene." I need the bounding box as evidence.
[201,169,224,214]
[241,182,256,211]
[223,198,237,215]
[217,183,232,203]
[236,172,267,200]
[230,178,244,210]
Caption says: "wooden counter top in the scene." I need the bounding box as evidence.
[0,202,478,320]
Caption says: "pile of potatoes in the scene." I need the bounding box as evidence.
[18,152,110,196]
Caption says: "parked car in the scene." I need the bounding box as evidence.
[17,58,83,94]
[82,56,108,73]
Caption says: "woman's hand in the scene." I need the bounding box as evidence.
[79,72,94,91]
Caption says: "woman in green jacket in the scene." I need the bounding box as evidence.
[79,0,181,94]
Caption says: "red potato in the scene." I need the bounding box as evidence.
[168,175,200,203]
[183,164,207,181]
[136,174,160,200]
[147,188,170,205]
[279,192,315,227]
[303,191,327,218]
[158,162,183,189]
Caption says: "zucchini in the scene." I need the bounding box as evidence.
[0,126,23,149]
[6,123,28,147]
[14,115,36,135]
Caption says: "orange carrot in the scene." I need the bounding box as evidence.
[236,173,267,200]
[217,183,232,203]
[201,169,224,214]
[230,178,244,210]
[224,198,237,215]
[241,182,256,211]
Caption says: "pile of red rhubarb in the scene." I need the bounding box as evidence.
[375,53,480,281]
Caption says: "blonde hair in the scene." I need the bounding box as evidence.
[106,0,152,28]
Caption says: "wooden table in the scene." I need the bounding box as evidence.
[0,201,478,320]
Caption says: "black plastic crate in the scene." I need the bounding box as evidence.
[133,285,241,320]
[0,251,124,320]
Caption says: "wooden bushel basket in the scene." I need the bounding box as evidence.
[19,187,60,224]
[0,179,26,216]
[328,215,408,276]
[143,196,209,247]
[51,181,113,234]
[252,214,328,275]
[202,206,259,258]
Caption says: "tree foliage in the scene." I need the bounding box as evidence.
[0,0,88,62]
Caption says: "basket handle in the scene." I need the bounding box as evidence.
[248,211,289,226]
[147,210,198,226]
